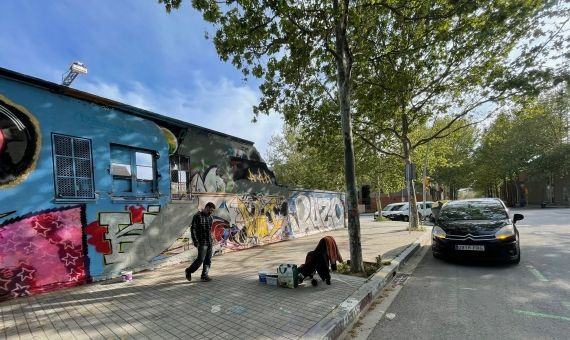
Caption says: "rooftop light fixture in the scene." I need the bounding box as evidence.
[62,61,88,87]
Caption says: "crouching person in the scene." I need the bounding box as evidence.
[298,236,343,286]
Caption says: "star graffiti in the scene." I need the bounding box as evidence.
[0,277,11,292]
[67,268,83,282]
[16,267,35,281]
[62,253,78,266]
[24,242,39,255]
[0,238,19,253]
[11,283,30,297]
[38,250,58,260]
[31,220,51,237]
[61,240,75,250]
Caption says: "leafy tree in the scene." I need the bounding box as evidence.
[266,125,345,191]
[267,125,404,214]
[412,119,478,200]
[159,0,376,272]
[346,0,568,229]
[473,85,570,204]
[160,0,569,264]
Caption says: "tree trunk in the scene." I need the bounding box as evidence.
[513,175,520,207]
[376,191,382,218]
[402,141,420,230]
[334,0,363,273]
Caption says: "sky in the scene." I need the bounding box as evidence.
[0,0,282,158]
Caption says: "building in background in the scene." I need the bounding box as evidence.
[0,67,346,301]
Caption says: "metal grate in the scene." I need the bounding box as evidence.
[393,273,410,286]
[75,159,92,178]
[56,156,74,177]
[54,135,72,157]
[76,178,94,197]
[73,139,91,158]
[170,155,191,199]
[52,134,94,199]
[57,177,75,197]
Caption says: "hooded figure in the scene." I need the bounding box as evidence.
[298,236,343,286]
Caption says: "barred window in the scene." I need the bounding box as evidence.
[170,154,191,199]
[52,134,94,199]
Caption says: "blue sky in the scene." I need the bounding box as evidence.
[0,0,282,158]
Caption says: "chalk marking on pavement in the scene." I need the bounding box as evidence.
[211,305,221,313]
[526,265,549,282]
[513,309,570,322]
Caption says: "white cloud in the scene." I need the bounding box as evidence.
[79,76,283,159]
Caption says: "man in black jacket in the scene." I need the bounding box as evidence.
[185,202,216,282]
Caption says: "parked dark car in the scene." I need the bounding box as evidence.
[431,198,522,264]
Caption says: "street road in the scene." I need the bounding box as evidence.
[365,208,570,340]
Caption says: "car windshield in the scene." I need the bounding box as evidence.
[384,204,403,211]
[439,201,508,221]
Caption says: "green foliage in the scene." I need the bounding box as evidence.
[472,86,570,192]
[266,125,345,191]
[266,124,405,193]
[412,119,479,193]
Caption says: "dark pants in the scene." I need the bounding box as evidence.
[186,244,213,276]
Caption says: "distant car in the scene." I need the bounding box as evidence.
[431,198,522,264]
[390,202,434,222]
[374,203,406,219]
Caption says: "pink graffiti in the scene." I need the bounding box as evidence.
[0,206,86,301]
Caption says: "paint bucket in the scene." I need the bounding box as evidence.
[258,270,269,283]
[266,274,278,286]
[121,271,133,282]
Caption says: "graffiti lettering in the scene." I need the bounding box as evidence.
[246,169,272,184]
[190,165,227,193]
[86,205,160,265]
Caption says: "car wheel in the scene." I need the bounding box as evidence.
[432,251,442,259]
[403,216,409,222]
[510,244,521,265]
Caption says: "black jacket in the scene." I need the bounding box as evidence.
[190,211,213,246]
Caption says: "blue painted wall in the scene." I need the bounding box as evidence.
[0,70,346,301]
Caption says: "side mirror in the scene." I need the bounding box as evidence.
[513,213,524,223]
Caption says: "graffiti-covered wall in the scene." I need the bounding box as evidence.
[156,190,345,259]
[0,68,345,302]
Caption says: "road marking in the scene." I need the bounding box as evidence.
[526,265,549,282]
[513,309,570,322]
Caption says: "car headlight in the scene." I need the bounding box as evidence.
[432,226,446,239]
[495,224,515,240]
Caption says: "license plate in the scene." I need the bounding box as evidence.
[455,245,485,251]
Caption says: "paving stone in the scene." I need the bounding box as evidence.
[1,221,421,339]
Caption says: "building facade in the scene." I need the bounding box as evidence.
[0,68,346,301]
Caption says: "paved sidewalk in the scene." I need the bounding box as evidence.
[1,219,425,340]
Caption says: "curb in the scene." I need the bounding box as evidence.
[303,230,431,340]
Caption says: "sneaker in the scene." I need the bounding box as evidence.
[185,270,191,281]
[201,276,212,282]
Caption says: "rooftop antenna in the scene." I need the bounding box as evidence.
[62,61,88,87]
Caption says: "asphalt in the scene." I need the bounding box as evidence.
[0,218,429,340]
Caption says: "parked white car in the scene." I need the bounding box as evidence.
[390,201,434,222]
[374,202,407,219]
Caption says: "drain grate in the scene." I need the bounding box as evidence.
[393,273,410,286]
